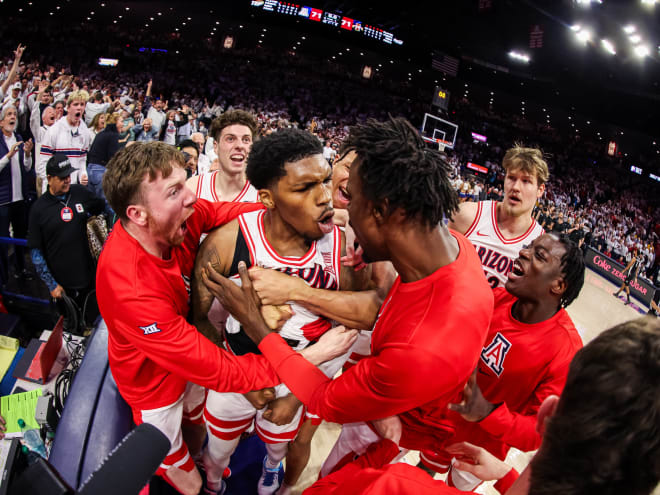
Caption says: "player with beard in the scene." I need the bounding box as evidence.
[419,233,584,490]
[187,110,259,203]
[96,142,354,495]
[201,117,493,480]
[190,128,369,495]
[39,90,92,186]
[449,145,547,289]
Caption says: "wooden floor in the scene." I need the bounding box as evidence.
[288,269,657,494]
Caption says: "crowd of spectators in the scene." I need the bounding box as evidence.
[1,32,658,289]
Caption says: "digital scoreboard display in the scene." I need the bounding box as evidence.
[250,1,402,46]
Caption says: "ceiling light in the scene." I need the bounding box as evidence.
[571,24,582,32]
[633,44,650,57]
[623,25,636,34]
[575,28,592,43]
[508,50,530,63]
[601,39,616,54]
[629,34,642,44]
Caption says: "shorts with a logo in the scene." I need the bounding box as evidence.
[132,382,206,475]
[204,383,305,444]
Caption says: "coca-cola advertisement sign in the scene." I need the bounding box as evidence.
[585,247,656,306]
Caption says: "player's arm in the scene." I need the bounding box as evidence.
[119,292,280,393]
[477,356,573,452]
[250,267,382,330]
[191,221,238,346]
[447,201,479,235]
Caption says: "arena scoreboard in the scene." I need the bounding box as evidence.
[250,1,403,46]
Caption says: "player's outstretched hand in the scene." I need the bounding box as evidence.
[371,415,402,446]
[262,394,301,426]
[203,260,272,343]
[447,369,496,422]
[250,266,307,305]
[302,326,358,366]
[445,441,512,482]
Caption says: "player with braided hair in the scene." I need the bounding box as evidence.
[202,116,494,477]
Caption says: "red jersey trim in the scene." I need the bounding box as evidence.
[463,201,483,238]
[233,180,251,202]
[195,174,204,199]
[491,202,539,245]
[256,210,318,266]
[211,171,220,202]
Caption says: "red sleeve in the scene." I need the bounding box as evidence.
[121,293,280,393]
[478,354,573,451]
[493,468,519,493]
[259,333,461,424]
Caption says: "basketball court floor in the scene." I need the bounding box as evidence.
[290,268,657,494]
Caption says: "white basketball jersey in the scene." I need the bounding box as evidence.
[465,200,544,289]
[226,209,342,353]
[195,171,259,203]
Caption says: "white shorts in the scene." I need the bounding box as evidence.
[134,382,206,474]
[204,383,305,444]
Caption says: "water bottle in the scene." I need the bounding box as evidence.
[17,418,48,459]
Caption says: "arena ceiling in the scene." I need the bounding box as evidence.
[3,1,660,148]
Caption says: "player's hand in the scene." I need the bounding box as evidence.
[445,442,512,482]
[260,304,293,331]
[7,141,23,159]
[371,415,402,446]
[341,224,367,271]
[0,415,6,440]
[14,44,26,61]
[203,261,271,343]
[79,172,88,186]
[249,266,307,305]
[243,387,276,410]
[262,394,302,426]
[301,325,358,366]
[448,369,496,422]
[51,285,65,299]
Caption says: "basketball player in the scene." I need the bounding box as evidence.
[190,129,369,495]
[613,248,641,305]
[449,145,548,288]
[186,109,259,203]
[201,117,494,478]
[304,317,660,495]
[419,233,585,490]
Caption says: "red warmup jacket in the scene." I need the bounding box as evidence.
[97,198,278,411]
[258,231,494,452]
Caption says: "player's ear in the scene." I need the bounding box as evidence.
[536,395,559,437]
[259,189,275,209]
[550,276,567,298]
[126,203,147,227]
[372,199,388,225]
[537,182,546,199]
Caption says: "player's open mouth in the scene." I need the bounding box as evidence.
[179,220,188,235]
[230,154,245,164]
[509,259,525,280]
[74,111,82,118]
[317,209,335,234]
[337,186,349,203]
